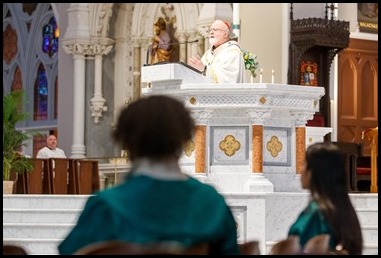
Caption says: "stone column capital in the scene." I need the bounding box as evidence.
[191,110,214,125]
[246,109,271,125]
[291,112,314,127]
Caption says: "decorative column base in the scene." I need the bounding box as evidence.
[70,144,86,159]
[193,173,208,183]
[244,173,274,192]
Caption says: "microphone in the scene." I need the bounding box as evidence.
[163,39,199,46]
[144,39,199,66]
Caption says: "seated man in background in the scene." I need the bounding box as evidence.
[36,134,66,158]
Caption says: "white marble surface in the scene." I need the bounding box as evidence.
[305,126,333,148]
[141,63,212,86]
[139,79,330,193]
[3,193,377,255]
[206,172,252,193]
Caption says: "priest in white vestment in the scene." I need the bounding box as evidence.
[189,20,245,83]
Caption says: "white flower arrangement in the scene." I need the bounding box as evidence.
[242,50,259,78]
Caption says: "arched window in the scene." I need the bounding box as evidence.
[3,3,59,157]
[42,17,59,57]
[34,64,48,120]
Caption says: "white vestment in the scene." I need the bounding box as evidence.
[36,146,66,158]
[201,40,245,83]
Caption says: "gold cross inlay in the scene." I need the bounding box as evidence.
[219,134,241,157]
[183,139,195,157]
[266,136,283,157]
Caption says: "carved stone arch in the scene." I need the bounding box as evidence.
[131,3,201,63]
[131,3,201,39]
[88,3,114,38]
[107,3,135,123]
[164,3,202,32]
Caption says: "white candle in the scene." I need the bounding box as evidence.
[250,75,254,83]
[259,68,263,83]
[271,69,275,84]
[233,4,240,39]
[233,4,240,24]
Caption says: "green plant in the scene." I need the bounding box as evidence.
[242,50,259,78]
[3,90,33,181]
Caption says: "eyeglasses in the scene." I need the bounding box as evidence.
[209,28,226,33]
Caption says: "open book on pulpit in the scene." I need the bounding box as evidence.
[141,62,212,85]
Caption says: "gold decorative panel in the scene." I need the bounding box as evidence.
[189,97,196,105]
[266,136,283,157]
[263,127,291,166]
[219,134,241,157]
[259,97,267,104]
[183,139,195,157]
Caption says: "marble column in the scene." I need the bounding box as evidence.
[195,125,206,173]
[132,39,144,100]
[71,54,86,158]
[61,44,88,158]
[245,109,273,192]
[191,109,213,182]
[252,125,263,173]
[291,112,313,174]
[177,33,189,63]
[187,30,200,60]
[295,127,306,174]
[61,4,90,158]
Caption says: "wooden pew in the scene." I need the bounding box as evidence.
[48,158,77,194]
[74,159,100,194]
[331,142,361,192]
[15,158,100,195]
[15,158,51,194]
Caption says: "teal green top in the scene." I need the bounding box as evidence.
[288,200,336,250]
[58,174,239,255]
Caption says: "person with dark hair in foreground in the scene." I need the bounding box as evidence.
[288,142,363,255]
[58,95,239,255]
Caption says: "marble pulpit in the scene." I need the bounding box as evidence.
[141,63,332,193]
[141,62,212,86]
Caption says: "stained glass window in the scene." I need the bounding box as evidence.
[4,3,59,158]
[34,64,48,120]
[42,17,59,57]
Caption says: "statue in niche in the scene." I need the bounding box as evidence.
[160,3,179,62]
[150,17,172,64]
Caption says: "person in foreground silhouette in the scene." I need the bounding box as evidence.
[58,95,239,255]
[288,142,363,255]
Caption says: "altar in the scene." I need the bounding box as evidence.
[140,63,332,193]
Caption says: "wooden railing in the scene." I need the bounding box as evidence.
[362,127,378,193]
[331,140,377,193]
[15,158,100,195]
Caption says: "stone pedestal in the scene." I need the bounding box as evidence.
[139,63,331,193]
